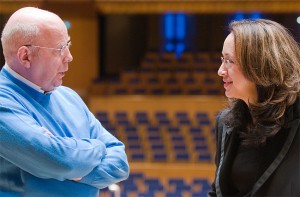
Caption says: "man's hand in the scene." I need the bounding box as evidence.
[72,178,82,181]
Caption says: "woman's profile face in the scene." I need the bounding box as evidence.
[218,33,257,104]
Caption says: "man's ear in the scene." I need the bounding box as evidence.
[17,46,32,68]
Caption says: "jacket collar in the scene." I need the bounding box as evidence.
[217,99,300,196]
[249,99,300,195]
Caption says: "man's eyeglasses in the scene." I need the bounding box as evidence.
[24,40,71,56]
[221,57,234,69]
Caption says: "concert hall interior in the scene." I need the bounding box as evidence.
[0,1,299,196]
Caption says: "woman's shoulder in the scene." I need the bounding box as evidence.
[217,108,230,122]
[215,108,230,137]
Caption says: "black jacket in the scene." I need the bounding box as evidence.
[208,99,300,197]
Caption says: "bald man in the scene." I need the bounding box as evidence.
[0,7,129,197]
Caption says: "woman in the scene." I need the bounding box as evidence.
[209,19,300,196]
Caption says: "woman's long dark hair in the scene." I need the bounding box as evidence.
[224,19,300,146]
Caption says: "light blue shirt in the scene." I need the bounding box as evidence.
[0,66,129,196]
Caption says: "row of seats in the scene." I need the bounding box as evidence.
[96,111,213,126]
[91,70,223,95]
[100,172,212,197]
[95,111,217,162]
[140,51,220,72]
[90,51,224,95]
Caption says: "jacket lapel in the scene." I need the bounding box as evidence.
[216,125,239,197]
[248,119,300,196]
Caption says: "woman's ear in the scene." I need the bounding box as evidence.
[17,46,32,68]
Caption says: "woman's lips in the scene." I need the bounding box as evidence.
[224,81,233,89]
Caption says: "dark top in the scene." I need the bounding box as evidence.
[208,98,300,197]
[229,128,288,196]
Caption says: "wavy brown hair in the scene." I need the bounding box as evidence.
[224,19,300,146]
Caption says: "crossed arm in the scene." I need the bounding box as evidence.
[0,104,129,189]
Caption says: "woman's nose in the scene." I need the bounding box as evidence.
[218,63,226,76]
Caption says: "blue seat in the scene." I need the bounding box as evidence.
[128,76,141,84]
[171,135,184,141]
[138,191,155,197]
[194,144,208,150]
[152,152,167,161]
[175,111,188,119]
[147,125,159,133]
[113,87,128,95]
[173,144,186,151]
[115,111,127,118]
[148,76,159,84]
[127,135,139,141]
[193,136,206,142]
[144,178,164,191]
[148,135,162,141]
[196,119,211,125]
[169,88,183,95]
[155,112,171,124]
[125,126,137,132]
[129,172,144,179]
[135,111,150,124]
[166,77,178,84]
[167,126,180,133]
[166,192,182,197]
[114,111,131,125]
[168,178,191,192]
[95,111,109,120]
[178,119,191,125]
[158,118,171,125]
[193,178,210,185]
[175,152,190,160]
[193,178,211,195]
[197,153,211,161]
[207,88,221,95]
[95,113,111,125]
[195,112,209,119]
[130,153,145,160]
[189,127,203,134]
[187,88,202,95]
[203,77,215,84]
[117,119,131,125]
[184,76,196,84]
[151,144,165,150]
[195,112,211,125]
[128,144,142,149]
[155,111,168,118]
[192,191,209,197]
[122,183,138,192]
[133,88,147,95]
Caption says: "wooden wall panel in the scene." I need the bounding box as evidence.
[95,0,300,14]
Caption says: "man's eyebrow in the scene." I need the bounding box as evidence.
[57,37,70,48]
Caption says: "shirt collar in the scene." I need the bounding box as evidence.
[3,64,52,94]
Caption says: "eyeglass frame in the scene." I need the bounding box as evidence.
[24,40,71,56]
[221,56,234,69]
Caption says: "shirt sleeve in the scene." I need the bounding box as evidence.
[77,111,130,189]
[0,104,107,181]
